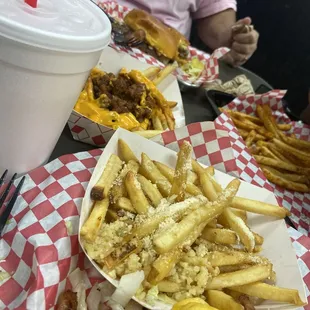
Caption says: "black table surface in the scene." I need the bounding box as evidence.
[49,63,270,161]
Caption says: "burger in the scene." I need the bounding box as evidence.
[124,9,190,65]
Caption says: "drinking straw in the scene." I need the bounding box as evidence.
[24,0,38,8]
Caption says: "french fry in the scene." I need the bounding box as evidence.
[153,161,177,182]
[157,281,180,293]
[137,174,163,207]
[125,171,150,214]
[267,143,292,163]
[252,245,262,253]
[279,131,310,151]
[163,106,175,130]
[115,197,136,213]
[254,155,309,175]
[206,290,244,310]
[256,104,280,138]
[85,76,93,99]
[261,166,309,192]
[90,154,123,200]
[260,165,309,185]
[148,222,206,284]
[133,196,206,240]
[222,208,255,252]
[277,149,306,167]
[205,264,272,289]
[205,166,215,176]
[167,101,178,108]
[263,104,282,138]
[277,123,292,131]
[210,176,222,194]
[199,172,218,201]
[113,196,206,257]
[231,209,247,222]
[80,198,109,242]
[188,170,199,184]
[151,113,164,130]
[110,160,140,204]
[219,264,252,273]
[131,126,144,132]
[152,63,178,86]
[253,133,267,141]
[206,218,217,228]
[157,109,168,130]
[170,141,192,201]
[221,108,263,126]
[245,130,256,147]
[273,138,310,167]
[230,282,306,306]
[253,232,264,245]
[142,66,161,79]
[153,179,240,254]
[197,165,223,194]
[140,153,172,197]
[260,145,279,160]
[105,208,119,223]
[201,228,238,245]
[134,130,163,139]
[118,139,139,163]
[256,140,268,148]
[191,158,204,174]
[154,161,202,196]
[231,117,274,139]
[231,196,289,218]
[238,128,249,139]
[218,209,247,228]
[104,238,142,270]
[180,256,210,267]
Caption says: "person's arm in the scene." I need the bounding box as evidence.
[194,1,259,67]
[197,9,236,50]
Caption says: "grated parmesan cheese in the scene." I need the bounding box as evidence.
[133,177,142,190]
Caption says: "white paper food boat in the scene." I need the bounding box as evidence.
[79,128,307,310]
[68,47,185,147]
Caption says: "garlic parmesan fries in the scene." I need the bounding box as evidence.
[80,139,305,309]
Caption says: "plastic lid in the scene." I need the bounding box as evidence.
[0,0,111,52]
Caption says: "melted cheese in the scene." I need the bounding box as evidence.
[74,90,148,131]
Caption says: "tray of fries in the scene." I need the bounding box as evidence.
[215,90,310,234]
[79,128,307,310]
[68,46,185,146]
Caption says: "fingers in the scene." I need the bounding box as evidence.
[229,29,259,66]
[234,30,259,45]
[235,17,252,25]
[232,42,257,56]
[222,51,247,68]
[229,50,248,67]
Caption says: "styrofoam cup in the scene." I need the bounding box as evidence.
[0,0,111,177]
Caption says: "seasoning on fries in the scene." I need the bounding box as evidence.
[80,139,306,308]
[219,106,310,192]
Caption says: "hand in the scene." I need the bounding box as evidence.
[224,17,259,67]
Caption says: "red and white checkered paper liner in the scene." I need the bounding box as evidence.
[97,1,228,87]
[69,110,116,147]
[218,89,310,236]
[0,122,309,309]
